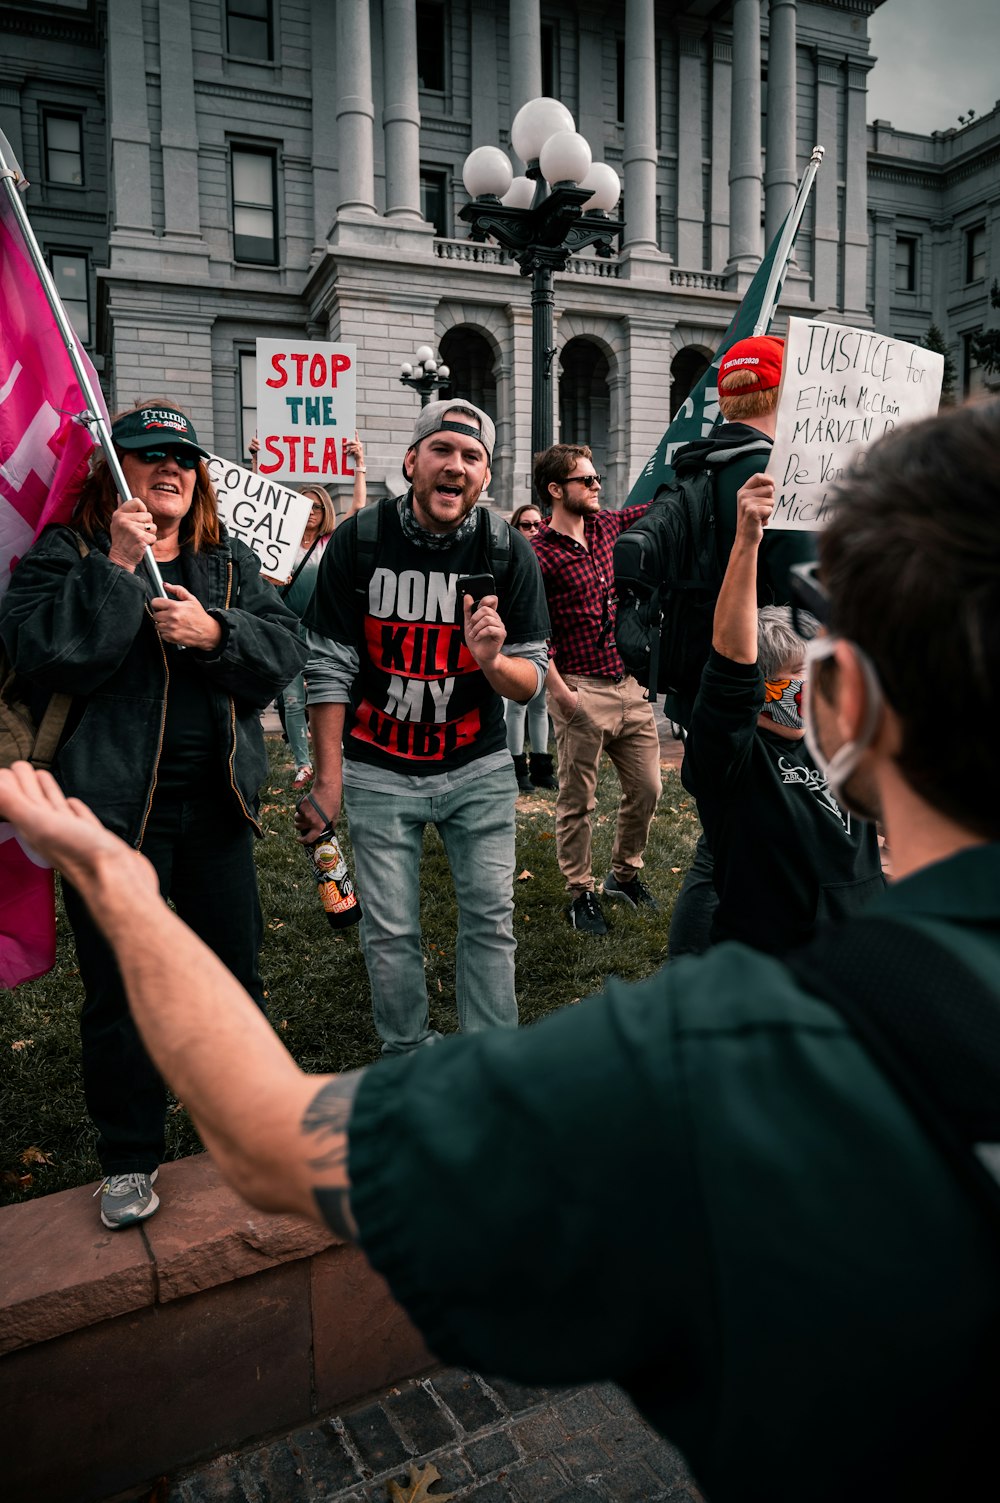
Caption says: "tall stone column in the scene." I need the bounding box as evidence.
[676,23,706,268]
[709,30,732,271]
[843,61,871,318]
[727,0,762,275]
[623,0,658,253]
[158,0,202,244]
[812,51,841,311]
[336,0,376,214]
[383,0,421,220]
[764,0,797,247]
[106,0,153,244]
[930,216,952,327]
[509,0,542,120]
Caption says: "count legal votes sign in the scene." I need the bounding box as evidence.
[766,318,944,530]
[255,338,358,485]
[206,455,312,580]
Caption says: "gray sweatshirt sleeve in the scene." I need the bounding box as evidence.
[304,629,358,704]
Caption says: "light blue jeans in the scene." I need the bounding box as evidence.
[504,695,551,756]
[344,763,519,1054]
[281,673,310,769]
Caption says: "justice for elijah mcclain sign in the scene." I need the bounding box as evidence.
[255,338,358,484]
[766,318,944,531]
[206,456,313,579]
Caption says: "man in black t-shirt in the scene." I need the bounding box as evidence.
[294,401,550,1054]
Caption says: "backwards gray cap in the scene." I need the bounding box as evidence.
[408,399,495,465]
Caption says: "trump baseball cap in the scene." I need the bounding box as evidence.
[718,335,785,391]
[408,399,495,465]
[112,404,210,458]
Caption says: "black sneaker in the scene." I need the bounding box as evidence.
[603,871,660,912]
[569,890,609,935]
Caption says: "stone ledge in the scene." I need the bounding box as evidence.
[0,1153,434,1503]
[0,1153,336,1352]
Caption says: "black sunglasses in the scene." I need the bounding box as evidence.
[789,561,830,635]
[564,474,602,489]
[517,520,541,531]
[131,447,200,471]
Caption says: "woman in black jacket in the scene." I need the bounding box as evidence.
[0,400,307,1229]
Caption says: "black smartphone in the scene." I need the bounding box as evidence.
[457,572,496,607]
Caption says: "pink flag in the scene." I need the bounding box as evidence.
[0,178,103,988]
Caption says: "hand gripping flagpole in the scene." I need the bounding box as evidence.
[752,145,825,337]
[0,128,166,596]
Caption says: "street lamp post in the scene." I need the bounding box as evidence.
[399,345,451,407]
[460,98,622,460]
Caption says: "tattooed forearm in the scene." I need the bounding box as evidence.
[302,1071,363,1238]
[301,1069,365,1171]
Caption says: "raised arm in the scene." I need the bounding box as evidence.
[712,472,774,664]
[345,432,368,517]
[0,763,361,1235]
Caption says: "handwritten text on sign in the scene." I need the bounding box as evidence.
[255,338,358,484]
[207,455,313,579]
[766,318,943,530]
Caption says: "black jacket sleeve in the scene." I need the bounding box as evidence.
[193,536,308,710]
[681,649,763,836]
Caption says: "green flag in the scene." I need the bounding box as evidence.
[626,203,807,506]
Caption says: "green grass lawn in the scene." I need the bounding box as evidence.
[0,738,698,1205]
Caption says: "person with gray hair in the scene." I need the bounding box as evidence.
[680,472,884,955]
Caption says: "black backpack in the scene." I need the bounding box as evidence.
[613,467,721,703]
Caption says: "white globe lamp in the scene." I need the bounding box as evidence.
[539,130,592,188]
[579,162,622,213]
[462,146,513,200]
[510,97,575,163]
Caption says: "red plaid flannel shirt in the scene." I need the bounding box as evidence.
[531,503,651,677]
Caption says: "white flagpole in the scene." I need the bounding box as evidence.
[752,145,825,337]
[0,128,166,596]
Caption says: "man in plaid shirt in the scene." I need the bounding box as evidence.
[531,445,662,935]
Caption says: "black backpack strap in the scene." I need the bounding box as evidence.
[786,915,1000,1239]
[353,497,387,600]
[480,506,513,595]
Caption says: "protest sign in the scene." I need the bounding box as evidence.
[767,318,943,530]
[255,338,357,484]
[207,455,313,579]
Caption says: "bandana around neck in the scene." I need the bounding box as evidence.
[397,492,478,551]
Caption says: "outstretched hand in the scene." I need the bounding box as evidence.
[735,472,775,547]
[0,764,158,901]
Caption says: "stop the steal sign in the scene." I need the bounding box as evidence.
[255,338,358,483]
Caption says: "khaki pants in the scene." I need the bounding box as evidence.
[548,673,662,893]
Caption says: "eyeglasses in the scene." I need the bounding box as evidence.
[517,520,541,531]
[131,447,200,471]
[563,474,602,489]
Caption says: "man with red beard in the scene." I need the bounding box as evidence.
[681,471,884,954]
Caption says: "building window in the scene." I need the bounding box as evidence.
[616,38,625,124]
[964,330,986,396]
[226,0,273,61]
[48,251,89,343]
[231,147,277,264]
[966,223,986,283]
[420,168,449,237]
[895,235,917,293]
[44,113,83,186]
[239,350,258,457]
[541,23,557,98]
[416,3,446,92]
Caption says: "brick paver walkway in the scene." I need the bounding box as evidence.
[168,1368,704,1503]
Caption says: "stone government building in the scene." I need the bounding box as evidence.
[1,0,997,512]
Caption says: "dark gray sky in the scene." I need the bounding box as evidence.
[866,0,999,134]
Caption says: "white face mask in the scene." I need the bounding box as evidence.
[803,635,884,809]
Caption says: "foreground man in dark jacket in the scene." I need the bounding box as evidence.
[0,401,305,1229]
[1,401,998,1501]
